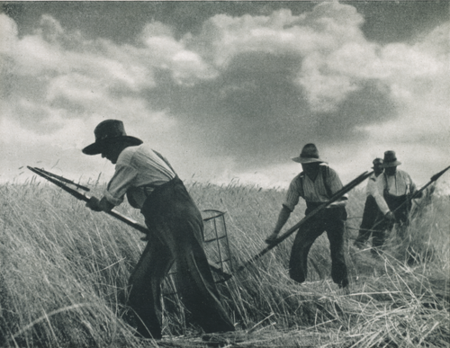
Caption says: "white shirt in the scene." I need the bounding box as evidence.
[372,169,418,215]
[104,144,176,208]
[366,172,382,197]
[283,163,346,211]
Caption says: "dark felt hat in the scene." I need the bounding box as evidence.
[292,143,324,164]
[82,119,143,155]
[372,157,383,168]
[381,150,401,168]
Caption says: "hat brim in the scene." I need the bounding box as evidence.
[381,161,401,168]
[292,156,323,164]
[82,136,143,155]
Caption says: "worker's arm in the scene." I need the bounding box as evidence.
[265,205,292,244]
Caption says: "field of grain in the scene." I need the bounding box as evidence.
[0,178,449,348]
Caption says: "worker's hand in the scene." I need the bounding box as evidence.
[86,197,102,212]
[326,198,347,209]
[413,191,424,199]
[265,232,279,245]
[385,211,396,222]
[326,201,346,209]
[429,183,436,195]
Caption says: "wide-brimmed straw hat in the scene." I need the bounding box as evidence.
[292,143,324,164]
[381,150,401,168]
[82,119,143,155]
[372,158,383,168]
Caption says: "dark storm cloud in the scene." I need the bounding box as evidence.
[313,80,396,141]
[142,50,397,171]
[1,2,315,42]
[4,1,447,44]
[352,1,449,44]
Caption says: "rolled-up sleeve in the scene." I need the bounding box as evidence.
[373,177,390,215]
[366,176,378,197]
[104,164,138,206]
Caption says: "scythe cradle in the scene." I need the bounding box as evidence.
[162,209,234,298]
[27,166,235,294]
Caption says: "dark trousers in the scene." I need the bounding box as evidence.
[127,177,235,339]
[289,205,348,287]
[354,196,380,247]
[372,194,410,252]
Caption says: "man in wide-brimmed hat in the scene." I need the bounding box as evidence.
[265,143,349,290]
[83,120,235,339]
[370,150,422,255]
[353,158,384,249]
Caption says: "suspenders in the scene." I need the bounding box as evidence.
[299,165,333,198]
[383,172,410,196]
[299,165,347,220]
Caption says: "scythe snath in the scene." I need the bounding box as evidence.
[236,170,374,273]
[27,166,232,282]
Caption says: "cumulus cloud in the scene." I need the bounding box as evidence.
[139,24,217,83]
[0,2,448,186]
[360,22,450,143]
[0,13,209,141]
[0,13,19,55]
[187,3,371,113]
[137,3,400,170]
[1,13,215,115]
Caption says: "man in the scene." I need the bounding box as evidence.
[353,158,384,249]
[265,144,349,289]
[370,150,422,254]
[83,119,235,339]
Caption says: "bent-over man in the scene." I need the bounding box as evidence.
[83,119,235,339]
[371,150,422,254]
[353,158,384,249]
[265,144,349,289]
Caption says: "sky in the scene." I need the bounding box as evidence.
[1,1,449,191]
